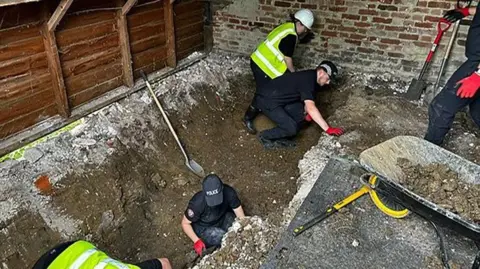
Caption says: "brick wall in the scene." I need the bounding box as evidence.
[211,0,473,87]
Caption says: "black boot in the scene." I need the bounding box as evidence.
[243,105,260,134]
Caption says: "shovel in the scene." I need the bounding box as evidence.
[405,18,452,100]
[141,71,205,178]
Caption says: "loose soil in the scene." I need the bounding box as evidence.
[2,54,480,269]
[397,158,480,223]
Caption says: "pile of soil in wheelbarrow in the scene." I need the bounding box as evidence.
[397,158,480,223]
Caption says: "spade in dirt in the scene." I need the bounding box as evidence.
[141,71,205,178]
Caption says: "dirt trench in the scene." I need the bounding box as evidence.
[2,54,480,269]
[0,67,327,268]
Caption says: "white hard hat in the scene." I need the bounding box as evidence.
[294,9,314,29]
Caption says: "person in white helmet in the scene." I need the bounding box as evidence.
[243,9,315,134]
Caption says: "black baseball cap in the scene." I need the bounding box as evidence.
[202,174,224,206]
[316,60,338,81]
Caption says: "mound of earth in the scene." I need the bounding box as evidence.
[397,158,480,222]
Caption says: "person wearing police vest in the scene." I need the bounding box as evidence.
[181,174,245,256]
[425,4,480,145]
[32,240,172,269]
[243,9,315,134]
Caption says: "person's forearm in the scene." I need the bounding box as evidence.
[284,57,295,72]
[182,223,200,243]
[233,206,246,219]
[305,103,329,131]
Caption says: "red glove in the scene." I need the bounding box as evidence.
[193,239,206,256]
[456,71,480,98]
[305,114,312,122]
[443,8,470,23]
[326,127,344,136]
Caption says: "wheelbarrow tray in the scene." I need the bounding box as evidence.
[359,136,480,241]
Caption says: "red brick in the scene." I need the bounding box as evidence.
[380,38,400,45]
[261,5,276,11]
[388,52,406,58]
[342,14,360,20]
[326,18,342,24]
[378,4,398,11]
[338,26,357,32]
[424,15,441,23]
[335,0,345,5]
[302,3,318,9]
[358,47,376,54]
[414,22,433,28]
[391,12,409,19]
[411,15,424,21]
[427,1,452,9]
[417,1,427,7]
[414,41,431,48]
[384,25,406,31]
[368,4,376,8]
[413,7,429,13]
[345,39,362,46]
[420,35,432,42]
[235,25,250,30]
[350,33,366,40]
[355,22,371,28]
[259,17,276,23]
[274,1,291,7]
[398,33,419,40]
[229,18,240,24]
[329,6,348,12]
[359,9,378,15]
[373,17,393,24]
[321,30,338,37]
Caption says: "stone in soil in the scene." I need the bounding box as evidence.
[397,158,480,223]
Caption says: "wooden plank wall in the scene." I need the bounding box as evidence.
[0,0,205,141]
[0,2,57,138]
[56,0,123,108]
[128,0,167,79]
[175,0,204,60]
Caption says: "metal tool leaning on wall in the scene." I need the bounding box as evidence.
[141,71,205,177]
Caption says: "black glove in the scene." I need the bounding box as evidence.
[299,32,315,44]
[443,8,470,23]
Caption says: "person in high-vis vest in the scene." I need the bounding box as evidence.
[243,9,315,134]
[32,240,172,269]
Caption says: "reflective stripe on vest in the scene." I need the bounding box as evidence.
[94,258,130,269]
[70,249,97,269]
[251,22,297,79]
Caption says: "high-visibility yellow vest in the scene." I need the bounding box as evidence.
[48,241,140,269]
[251,22,297,79]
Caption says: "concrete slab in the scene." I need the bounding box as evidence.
[262,159,478,269]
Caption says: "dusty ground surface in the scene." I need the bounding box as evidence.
[398,158,480,223]
[1,52,479,269]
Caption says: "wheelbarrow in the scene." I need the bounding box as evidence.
[359,136,480,268]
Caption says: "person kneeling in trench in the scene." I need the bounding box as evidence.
[181,174,245,256]
[254,60,344,149]
[32,240,171,269]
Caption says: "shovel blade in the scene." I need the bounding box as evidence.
[405,78,427,101]
[187,160,205,177]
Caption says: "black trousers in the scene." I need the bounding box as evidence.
[192,211,235,248]
[32,241,162,269]
[425,6,480,145]
[256,99,305,140]
[247,59,272,111]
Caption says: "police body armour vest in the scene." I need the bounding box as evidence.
[251,22,297,79]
